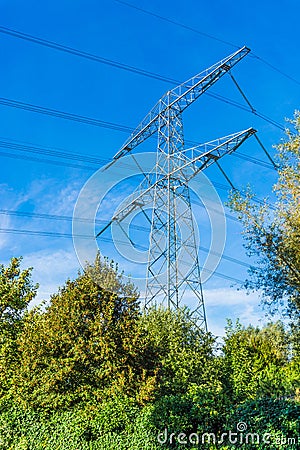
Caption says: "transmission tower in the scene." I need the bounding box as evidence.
[97,46,256,331]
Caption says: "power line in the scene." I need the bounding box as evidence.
[0,97,133,132]
[0,226,246,284]
[0,27,286,131]
[0,137,141,171]
[114,0,300,87]
[199,245,252,269]
[0,227,92,240]
[0,138,277,213]
[0,148,97,171]
[0,25,177,84]
[0,208,253,269]
[0,145,276,209]
[0,93,285,135]
[0,134,278,213]
[231,151,275,169]
[0,139,106,165]
[251,54,300,87]
[0,193,240,227]
[228,74,285,132]
[114,0,239,49]
[0,131,278,218]
[0,93,266,134]
[0,208,105,225]
[0,131,278,172]
[0,138,116,170]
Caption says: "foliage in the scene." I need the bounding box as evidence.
[0,257,38,400]
[0,397,159,450]
[1,395,298,450]
[222,320,293,402]
[0,257,38,334]
[6,255,157,409]
[135,307,233,448]
[84,253,138,298]
[229,111,300,318]
[138,306,217,396]
[0,256,299,449]
[226,397,300,449]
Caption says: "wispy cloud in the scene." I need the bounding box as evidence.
[203,287,279,336]
[36,180,82,216]
[0,213,10,250]
[23,248,80,306]
[203,287,260,308]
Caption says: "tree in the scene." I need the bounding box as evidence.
[138,306,216,396]
[0,257,38,398]
[0,257,38,335]
[222,320,291,402]
[227,397,300,449]
[229,111,300,320]
[138,307,230,440]
[8,255,157,409]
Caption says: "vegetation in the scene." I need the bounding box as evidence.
[229,112,300,321]
[0,114,299,448]
[0,256,298,449]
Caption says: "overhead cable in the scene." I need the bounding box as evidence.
[114,0,300,87]
[0,27,286,131]
[0,226,246,284]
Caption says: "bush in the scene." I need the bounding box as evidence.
[0,398,159,450]
[225,398,300,449]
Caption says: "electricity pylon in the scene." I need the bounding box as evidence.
[97,46,256,331]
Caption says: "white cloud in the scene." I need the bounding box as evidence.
[203,287,260,308]
[203,286,280,336]
[0,213,11,250]
[22,248,80,306]
[44,184,82,216]
[134,286,270,337]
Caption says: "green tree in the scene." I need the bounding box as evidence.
[0,257,38,398]
[0,257,38,335]
[229,111,300,318]
[223,320,291,402]
[9,255,157,409]
[227,397,300,449]
[138,306,216,396]
[138,307,229,441]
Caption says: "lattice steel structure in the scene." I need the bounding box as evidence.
[97,46,256,331]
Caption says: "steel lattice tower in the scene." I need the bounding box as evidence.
[97,46,256,331]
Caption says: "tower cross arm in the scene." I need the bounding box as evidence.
[173,127,256,181]
[112,46,250,161]
[96,128,256,238]
[166,46,250,113]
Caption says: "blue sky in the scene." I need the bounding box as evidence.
[0,0,299,335]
